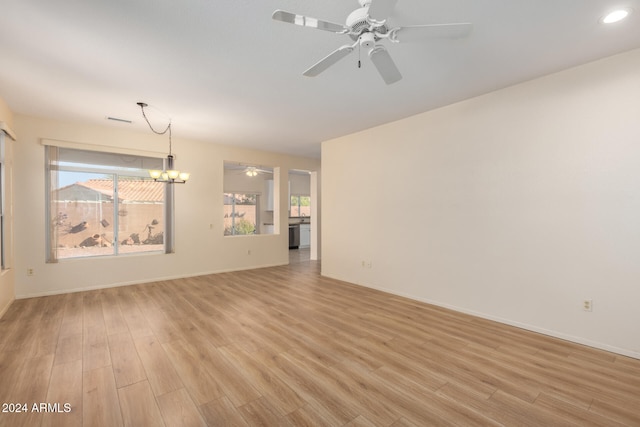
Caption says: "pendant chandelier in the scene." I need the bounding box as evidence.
[137,102,190,184]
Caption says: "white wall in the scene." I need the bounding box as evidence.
[14,115,319,298]
[322,48,640,358]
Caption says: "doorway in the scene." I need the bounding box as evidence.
[288,169,318,263]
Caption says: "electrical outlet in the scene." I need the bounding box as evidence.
[27,268,34,276]
[247,249,251,255]
[365,261,372,269]
[583,299,593,312]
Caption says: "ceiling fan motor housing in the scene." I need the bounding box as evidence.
[346,6,388,42]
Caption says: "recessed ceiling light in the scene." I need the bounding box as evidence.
[601,9,631,24]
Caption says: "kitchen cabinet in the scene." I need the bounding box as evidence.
[266,179,274,211]
[300,224,311,248]
[265,180,290,212]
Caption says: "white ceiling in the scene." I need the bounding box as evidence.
[1,0,639,158]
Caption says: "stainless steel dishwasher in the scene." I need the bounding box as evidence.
[288,224,300,249]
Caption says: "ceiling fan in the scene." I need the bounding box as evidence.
[225,163,273,177]
[272,0,472,85]
[242,166,272,177]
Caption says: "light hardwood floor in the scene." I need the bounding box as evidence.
[1,260,639,426]
[289,248,311,264]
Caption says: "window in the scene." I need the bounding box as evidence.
[224,193,258,235]
[46,145,168,261]
[0,132,5,269]
[290,195,311,217]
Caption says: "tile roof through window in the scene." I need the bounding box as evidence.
[73,179,164,202]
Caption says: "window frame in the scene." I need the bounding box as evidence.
[0,132,5,269]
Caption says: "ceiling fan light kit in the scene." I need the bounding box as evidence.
[272,0,472,84]
[359,32,376,49]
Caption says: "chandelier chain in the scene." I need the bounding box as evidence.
[138,103,173,155]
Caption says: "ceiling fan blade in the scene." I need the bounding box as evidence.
[272,10,348,33]
[367,0,398,22]
[393,23,473,42]
[303,45,355,77]
[368,46,402,85]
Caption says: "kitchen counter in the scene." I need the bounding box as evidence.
[263,218,311,226]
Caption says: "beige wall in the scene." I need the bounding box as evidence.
[322,48,640,358]
[13,115,319,297]
[0,96,14,130]
[0,96,15,317]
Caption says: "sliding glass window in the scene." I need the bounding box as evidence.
[46,146,168,261]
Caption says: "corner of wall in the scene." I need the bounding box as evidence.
[0,271,15,319]
[0,96,15,131]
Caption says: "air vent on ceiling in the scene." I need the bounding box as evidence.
[106,116,132,124]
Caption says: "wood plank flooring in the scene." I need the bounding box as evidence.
[1,260,639,426]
